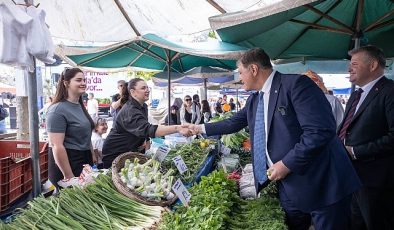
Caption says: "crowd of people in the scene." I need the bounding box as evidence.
[43,45,393,230]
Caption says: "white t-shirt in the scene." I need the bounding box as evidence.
[91,132,104,164]
[87,99,99,115]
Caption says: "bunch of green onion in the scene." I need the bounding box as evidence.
[120,158,175,201]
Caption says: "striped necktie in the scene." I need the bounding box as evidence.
[338,88,364,141]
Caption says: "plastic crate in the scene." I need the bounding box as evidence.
[0,141,48,212]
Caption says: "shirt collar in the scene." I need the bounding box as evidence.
[360,75,384,94]
[129,96,146,109]
[260,70,276,94]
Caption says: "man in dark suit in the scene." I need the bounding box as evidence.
[338,46,394,230]
[188,48,361,230]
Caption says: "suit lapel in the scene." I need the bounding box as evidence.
[352,77,388,121]
[267,72,281,136]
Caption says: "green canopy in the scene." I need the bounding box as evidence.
[210,0,394,60]
[57,33,247,124]
[58,33,246,71]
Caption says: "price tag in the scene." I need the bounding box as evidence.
[172,155,188,174]
[172,178,191,206]
[154,146,171,162]
[221,145,231,155]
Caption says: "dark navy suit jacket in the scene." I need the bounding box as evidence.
[205,72,361,212]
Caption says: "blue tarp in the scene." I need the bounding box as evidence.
[333,88,351,94]
[153,74,235,87]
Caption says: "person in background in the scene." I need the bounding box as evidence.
[214,97,223,115]
[91,117,108,169]
[304,70,344,130]
[111,80,129,121]
[201,99,212,123]
[38,96,53,132]
[187,48,360,230]
[169,105,179,125]
[191,94,203,124]
[229,98,236,111]
[339,45,394,230]
[46,68,95,188]
[87,93,99,118]
[102,78,192,168]
[0,96,8,134]
[180,95,192,124]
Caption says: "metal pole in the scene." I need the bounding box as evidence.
[167,60,171,125]
[27,57,41,197]
[236,87,239,112]
[204,78,208,100]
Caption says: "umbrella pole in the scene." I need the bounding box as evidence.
[236,87,239,112]
[27,57,41,197]
[204,78,208,100]
[167,60,171,125]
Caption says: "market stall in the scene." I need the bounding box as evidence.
[1,133,287,229]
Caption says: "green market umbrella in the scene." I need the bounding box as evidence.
[210,0,394,61]
[57,33,247,124]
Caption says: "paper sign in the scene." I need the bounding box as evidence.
[173,155,188,174]
[172,179,191,206]
[155,146,171,162]
[221,145,231,155]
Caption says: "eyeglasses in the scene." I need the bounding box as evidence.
[185,98,191,101]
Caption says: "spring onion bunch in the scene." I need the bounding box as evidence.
[120,158,176,201]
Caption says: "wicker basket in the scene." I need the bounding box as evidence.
[111,152,177,207]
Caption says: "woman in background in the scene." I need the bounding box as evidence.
[201,100,212,123]
[180,95,192,124]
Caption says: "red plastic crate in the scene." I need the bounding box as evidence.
[0,141,48,212]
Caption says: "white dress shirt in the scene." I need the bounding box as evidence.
[201,70,276,167]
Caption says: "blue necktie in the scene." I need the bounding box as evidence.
[253,92,268,191]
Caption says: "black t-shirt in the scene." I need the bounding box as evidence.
[102,97,158,168]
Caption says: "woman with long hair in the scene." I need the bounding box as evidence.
[102,78,191,168]
[46,68,95,187]
[180,95,192,124]
[111,80,129,121]
[191,94,203,124]
[201,99,212,123]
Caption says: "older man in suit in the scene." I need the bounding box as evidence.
[338,46,394,230]
[188,48,361,230]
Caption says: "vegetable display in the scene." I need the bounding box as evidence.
[3,175,164,230]
[221,129,249,149]
[159,170,238,230]
[119,158,175,201]
[162,139,213,184]
[227,182,287,230]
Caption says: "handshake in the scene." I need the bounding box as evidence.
[177,124,203,137]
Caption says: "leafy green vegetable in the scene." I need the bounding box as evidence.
[160,170,238,230]
[227,182,286,230]
[162,139,213,184]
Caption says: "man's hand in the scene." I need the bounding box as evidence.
[183,123,202,135]
[267,160,290,181]
[178,125,193,137]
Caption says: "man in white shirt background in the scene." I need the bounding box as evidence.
[87,93,99,118]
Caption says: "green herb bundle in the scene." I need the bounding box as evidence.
[227,183,287,230]
[162,139,212,184]
[159,170,238,230]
